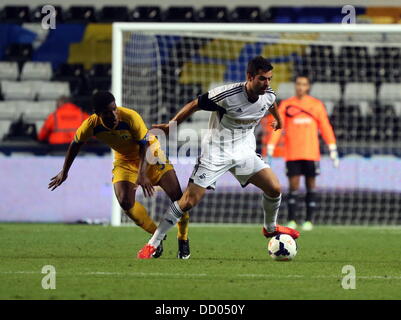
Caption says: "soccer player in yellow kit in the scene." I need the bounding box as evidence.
[48,91,190,259]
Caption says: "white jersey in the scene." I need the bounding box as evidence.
[197,82,276,165]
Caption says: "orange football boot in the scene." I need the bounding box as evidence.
[137,244,157,259]
[263,225,300,239]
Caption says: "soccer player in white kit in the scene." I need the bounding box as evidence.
[138,56,300,259]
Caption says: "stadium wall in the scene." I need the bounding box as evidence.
[0,155,400,224]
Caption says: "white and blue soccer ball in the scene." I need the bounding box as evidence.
[268,234,297,261]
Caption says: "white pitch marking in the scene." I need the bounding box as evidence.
[0,271,207,277]
[85,271,207,277]
[238,274,401,280]
[1,271,401,280]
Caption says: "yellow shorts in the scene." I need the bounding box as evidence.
[112,159,174,186]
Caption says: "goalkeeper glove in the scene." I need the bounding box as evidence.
[329,144,339,168]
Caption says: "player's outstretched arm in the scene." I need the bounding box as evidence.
[152,98,200,135]
[48,141,83,191]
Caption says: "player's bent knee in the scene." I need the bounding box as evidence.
[119,198,134,211]
[170,190,183,202]
[272,185,282,198]
[179,194,198,212]
[266,183,281,198]
[179,199,193,212]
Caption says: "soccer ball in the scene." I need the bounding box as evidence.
[268,234,297,261]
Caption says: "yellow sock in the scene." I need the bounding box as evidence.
[177,212,189,240]
[124,202,157,234]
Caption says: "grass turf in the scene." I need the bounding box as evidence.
[0,223,400,300]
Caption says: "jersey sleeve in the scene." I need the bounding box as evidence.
[266,88,277,109]
[128,110,149,145]
[198,83,242,111]
[74,117,94,143]
[317,101,336,145]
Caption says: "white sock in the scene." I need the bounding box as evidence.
[148,201,184,248]
[262,193,281,232]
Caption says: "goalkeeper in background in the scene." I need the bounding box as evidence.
[266,75,339,231]
[48,91,191,259]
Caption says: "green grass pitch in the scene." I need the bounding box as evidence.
[0,223,400,300]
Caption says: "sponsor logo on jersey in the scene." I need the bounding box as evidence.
[199,173,207,180]
[235,108,243,113]
[293,118,313,124]
[234,119,258,125]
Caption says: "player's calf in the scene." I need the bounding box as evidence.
[145,201,185,252]
[178,184,205,212]
[262,193,281,232]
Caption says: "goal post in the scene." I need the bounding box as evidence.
[111,23,401,226]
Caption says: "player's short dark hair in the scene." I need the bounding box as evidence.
[92,91,115,114]
[294,74,311,84]
[247,56,273,77]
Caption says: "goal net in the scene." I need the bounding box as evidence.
[112,23,401,226]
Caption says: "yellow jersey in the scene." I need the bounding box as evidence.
[74,106,160,162]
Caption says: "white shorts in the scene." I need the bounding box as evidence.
[189,153,269,190]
